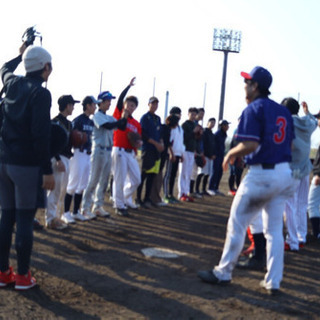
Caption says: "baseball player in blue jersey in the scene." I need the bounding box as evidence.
[198,66,295,295]
[62,96,99,223]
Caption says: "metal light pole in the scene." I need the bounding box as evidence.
[212,28,241,121]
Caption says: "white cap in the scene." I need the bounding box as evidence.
[22,45,52,73]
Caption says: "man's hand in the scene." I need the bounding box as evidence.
[301,101,309,115]
[154,141,165,153]
[56,160,66,172]
[42,174,55,190]
[19,43,27,56]
[129,77,136,87]
[223,154,235,172]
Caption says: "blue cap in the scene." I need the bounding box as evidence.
[98,91,116,101]
[241,66,272,91]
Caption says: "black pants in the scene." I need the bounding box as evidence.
[163,156,181,197]
[209,157,223,191]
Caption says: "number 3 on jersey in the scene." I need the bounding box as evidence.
[273,116,287,144]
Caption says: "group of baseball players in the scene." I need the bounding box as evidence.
[0,40,319,295]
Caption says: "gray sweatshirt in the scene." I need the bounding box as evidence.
[291,113,318,179]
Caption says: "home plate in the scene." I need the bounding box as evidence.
[141,247,187,258]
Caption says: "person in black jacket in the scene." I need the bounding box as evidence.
[195,118,217,195]
[208,119,230,195]
[0,43,53,290]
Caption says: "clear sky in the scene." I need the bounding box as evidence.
[1,0,320,145]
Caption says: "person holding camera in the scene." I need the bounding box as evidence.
[0,42,54,290]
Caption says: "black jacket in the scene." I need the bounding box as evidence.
[202,128,217,158]
[0,55,52,174]
[182,120,196,152]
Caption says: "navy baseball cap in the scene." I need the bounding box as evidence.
[58,95,80,107]
[98,91,116,101]
[241,66,272,91]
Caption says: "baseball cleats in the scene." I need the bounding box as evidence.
[15,271,37,291]
[0,266,16,287]
[207,190,216,196]
[72,211,89,221]
[61,212,76,224]
[284,242,298,252]
[116,208,130,217]
[197,270,231,285]
[236,257,265,271]
[228,190,236,196]
[93,207,110,217]
[46,218,68,230]
[259,280,280,296]
[33,218,44,230]
[82,210,97,220]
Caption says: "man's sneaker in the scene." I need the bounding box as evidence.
[259,280,280,296]
[228,190,236,196]
[82,210,97,220]
[116,208,130,217]
[61,212,76,224]
[46,218,68,230]
[0,266,16,287]
[72,211,89,221]
[33,218,44,230]
[215,190,225,196]
[15,271,37,291]
[207,189,216,196]
[201,191,210,196]
[180,194,189,202]
[197,270,230,285]
[93,207,110,217]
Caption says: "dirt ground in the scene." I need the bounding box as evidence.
[1,175,320,320]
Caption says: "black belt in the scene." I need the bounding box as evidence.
[78,148,91,155]
[119,147,133,153]
[262,163,275,169]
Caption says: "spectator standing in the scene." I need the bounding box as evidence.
[163,107,185,204]
[179,107,199,202]
[208,119,230,195]
[0,43,54,289]
[136,97,164,208]
[195,118,217,195]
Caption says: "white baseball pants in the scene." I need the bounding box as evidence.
[213,163,295,290]
[178,151,194,197]
[112,147,141,209]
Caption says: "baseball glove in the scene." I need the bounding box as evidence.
[127,131,142,149]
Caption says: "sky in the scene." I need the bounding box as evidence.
[1,0,320,145]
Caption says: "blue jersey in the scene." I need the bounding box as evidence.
[235,97,294,165]
[72,113,94,152]
[140,111,162,152]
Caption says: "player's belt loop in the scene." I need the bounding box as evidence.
[261,163,275,169]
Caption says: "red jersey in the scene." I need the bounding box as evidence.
[113,106,141,149]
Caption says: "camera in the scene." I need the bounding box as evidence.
[22,26,42,47]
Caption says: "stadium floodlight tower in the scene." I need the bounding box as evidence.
[213,28,241,121]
